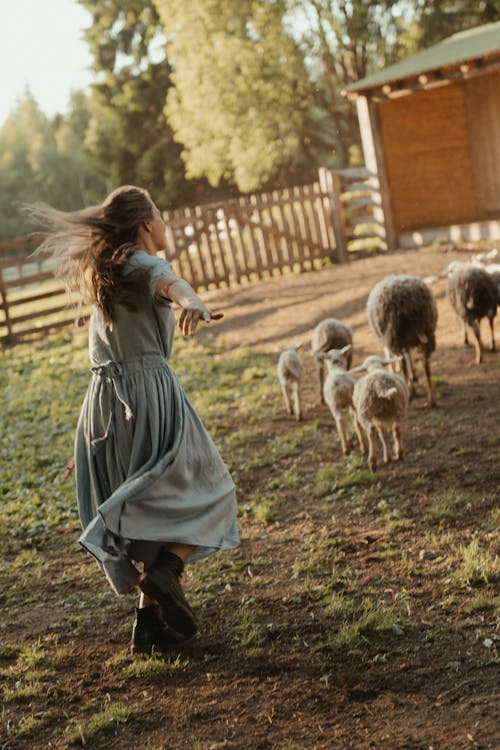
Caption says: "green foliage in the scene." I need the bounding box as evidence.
[415,1,500,47]
[0,93,105,238]
[79,0,199,207]
[155,0,319,191]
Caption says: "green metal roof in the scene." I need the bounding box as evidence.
[347,21,500,94]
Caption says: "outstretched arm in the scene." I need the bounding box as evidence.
[157,276,223,336]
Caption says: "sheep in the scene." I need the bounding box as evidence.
[311,318,353,403]
[351,356,410,472]
[277,344,303,421]
[470,249,500,305]
[445,263,497,364]
[319,345,365,456]
[366,275,438,406]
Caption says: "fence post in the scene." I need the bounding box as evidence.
[318,167,349,263]
[0,270,13,344]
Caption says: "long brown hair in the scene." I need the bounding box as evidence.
[32,185,155,324]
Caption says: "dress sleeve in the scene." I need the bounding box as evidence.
[127,249,178,296]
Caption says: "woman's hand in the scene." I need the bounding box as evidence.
[178,304,223,336]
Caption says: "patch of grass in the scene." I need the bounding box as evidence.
[0,709,39,738]
[313,457,376,498]
[454,539,499,586]
[292,531,344,578]
[313,466,338,498]
[425,489,471,522]
[488,507,500,530]
[240,490,282,524]
[266,470,303,490]
[329,598,404,652]
[64,702,130,745]
[463,593,499,614]
[323,592,357,619]
[2,680,41,702]
[232,609,268,649]
[123,653,190,678]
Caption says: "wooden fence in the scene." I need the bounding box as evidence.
[0,167,386,345]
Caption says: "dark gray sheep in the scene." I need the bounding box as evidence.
[311,318,353,403]
[446,263,497,364]
[366,275,438,406]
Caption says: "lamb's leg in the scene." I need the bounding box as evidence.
[315,357,325,403]
[422,352,435,407]
[402,351,415,401]
[469,319,483,364]
[377,426,390,464]
[281,382,292,415]
[367,425,378,472]
[488,315,496,352]
[291,382,302,422]
[462,320,469,345]
[408,350,418,383]
[392,422,403,461]
[335,415,350,456]
[384,346,394,371]
[352,411,367,454]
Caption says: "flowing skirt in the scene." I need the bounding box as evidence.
[75,355,239,595]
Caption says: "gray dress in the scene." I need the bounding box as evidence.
[75,249,239,596]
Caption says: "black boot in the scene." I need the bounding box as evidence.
[130,605,187,656]
[139,550,198,639]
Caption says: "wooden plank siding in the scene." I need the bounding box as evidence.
[464,70,500,215]
[378,83,478,232]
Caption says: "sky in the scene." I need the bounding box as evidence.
[0,0,95,127]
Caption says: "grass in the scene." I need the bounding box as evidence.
[454,539,500,586]
[312,456,376,498]
[64,702,130,745]
[1,323,499,746]
[425,489,472,522]
[328,598,404,653]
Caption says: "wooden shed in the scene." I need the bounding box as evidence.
[345,22,500,250]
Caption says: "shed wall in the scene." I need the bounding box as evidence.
[464,70,500,215]
[378,84,477,232]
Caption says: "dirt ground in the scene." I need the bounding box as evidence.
[2,244,499,749]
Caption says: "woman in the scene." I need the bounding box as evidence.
[35,185,239,654]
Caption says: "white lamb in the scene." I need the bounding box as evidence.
[320,346,364,456]
[352,356,410,472]
[277,344,303,421]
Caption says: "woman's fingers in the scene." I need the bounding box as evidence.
[178,308,224,336]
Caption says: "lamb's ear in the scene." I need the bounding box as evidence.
[349,364,365,373]
[295,341,305,351]
[340,344,352,354]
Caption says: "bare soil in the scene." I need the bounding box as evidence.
[2,245,499,749]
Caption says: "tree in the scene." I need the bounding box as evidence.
[154,0,322,192]
[414,0,500,47]
[79,0,197,207]
[153,1,425,190]
[0,92,101,239]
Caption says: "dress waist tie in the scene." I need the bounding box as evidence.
[90,361,133,452]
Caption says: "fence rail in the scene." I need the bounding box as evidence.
[0,168,387,345]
